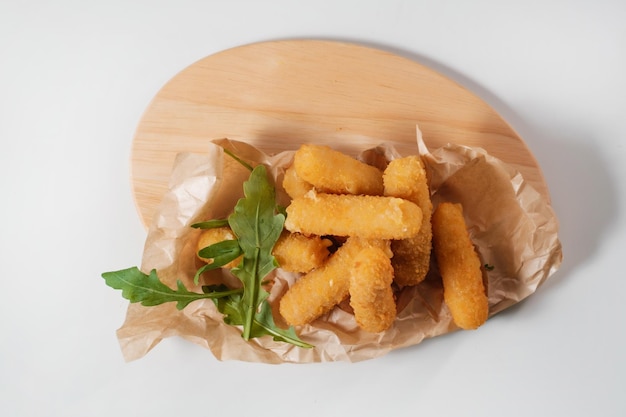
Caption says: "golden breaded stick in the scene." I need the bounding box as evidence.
[196,227,242,269]
[293,144,384,195]
[279,238,390,326]
[432,202,488,330]
[285,191,422,239]
[273,231,332,273]
[282,164,313,200]
[383,155,433,287]
[349,247,396,333]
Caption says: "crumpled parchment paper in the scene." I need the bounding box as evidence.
[116,128,563,363]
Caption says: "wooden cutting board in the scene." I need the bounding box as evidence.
[131,39,547,227]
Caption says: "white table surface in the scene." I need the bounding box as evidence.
[2,1,625,416]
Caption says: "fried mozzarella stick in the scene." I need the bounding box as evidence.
[279,238,390,326]
[383,155,433,287]
[285,192,423,239]
[273,231,332,273]
[293,144,384,195]
[349,247,396,333]
[431,202,488,330]
[282,164,313,200]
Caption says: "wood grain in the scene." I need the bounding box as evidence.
[131,40,547,228]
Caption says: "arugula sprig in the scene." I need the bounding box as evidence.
[227,164,285,339]
[102,267,242,310]
[192,238,242,284]
[102,150,313,349]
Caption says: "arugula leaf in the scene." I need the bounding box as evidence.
[205,285,313,348]
[223,148,254,171]
[191,219,230,229]
[206,285,246,325]
[197,239,242,262]
[251,301,313,348]
[193,240,243,284]
[102,267,241,310]
[228,164,285,340]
